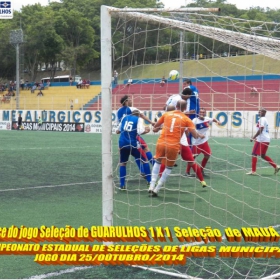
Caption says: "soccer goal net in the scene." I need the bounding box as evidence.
[101,5,280,279]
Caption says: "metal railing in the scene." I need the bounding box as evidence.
[0,95,93,111]
[1,92,279,111]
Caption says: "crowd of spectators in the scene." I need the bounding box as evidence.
[1,80,47,91]
[30,82,46,93]
[0,81,16,103]
[0,79,49,103]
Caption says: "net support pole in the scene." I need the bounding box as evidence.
[179,31,183,93]
[101,5,113,228]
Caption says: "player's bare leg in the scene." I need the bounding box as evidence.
[261,154,279,174]
[201,155,210,176]
[148,160,161,193]
[246,154,259,175]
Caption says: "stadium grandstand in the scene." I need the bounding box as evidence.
[0,85,101,111]
[1,75,279,111]
[85,75,280,111]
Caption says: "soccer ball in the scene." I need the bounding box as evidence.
[169,70,179,80]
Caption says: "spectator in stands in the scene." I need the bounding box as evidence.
[45,80,50,89]
[114,70,118,85]
[69,76,73,86]
[10,80,15,91]
[1,94,7,103]
[38,82,44,90]
[126,78,133,87]
[24,81,28,90]
[20,78,24,90]
[37,90,43,97]
[251,87,258,94]
[82,79,87,88]
[31,84,37,93]
[160,76,167,87]
[17,114,22,130]
[8,83,14,95]
[76,79,82,89]
[25,81,31,90]
[70,99,74,110]
[7,90,14,97]
[86,79,90,89]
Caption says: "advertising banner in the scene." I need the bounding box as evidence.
[0,121,11,130]
[11,122,84,132]
[1,109,280,138]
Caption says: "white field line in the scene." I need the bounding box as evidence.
[29,266,91,279]
[0,142,278,151]
[0,146,95,151]
[0,181,101,192]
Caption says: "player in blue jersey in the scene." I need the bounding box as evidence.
[183,80,200,147]
[184,79,199,93]
[116,110,151,190]
[117,95,155,175]
[183,79,200,121]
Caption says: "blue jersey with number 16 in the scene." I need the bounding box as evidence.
[119,115,140,148]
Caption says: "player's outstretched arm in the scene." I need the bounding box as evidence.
[189,128,205,139]
[152,114,165,133]
[184,110,196,115]
[153,126,162,133]
[141,126,150,135]
[139,113,155,126]
[213,118,221,125]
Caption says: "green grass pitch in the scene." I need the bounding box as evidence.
[0,130,280,278]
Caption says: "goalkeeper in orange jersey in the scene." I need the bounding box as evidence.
[148,100,207,197]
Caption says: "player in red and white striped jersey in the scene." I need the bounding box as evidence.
[185,108,220,177]
[246,108,280,176]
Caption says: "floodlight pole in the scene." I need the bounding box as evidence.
[10,29,23,110]
[16,44,20,109]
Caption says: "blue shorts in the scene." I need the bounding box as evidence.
[119,146,147,163]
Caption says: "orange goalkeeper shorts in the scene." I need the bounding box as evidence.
[155,144,179,167]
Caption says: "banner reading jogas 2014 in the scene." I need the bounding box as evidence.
[1,109,280,138]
